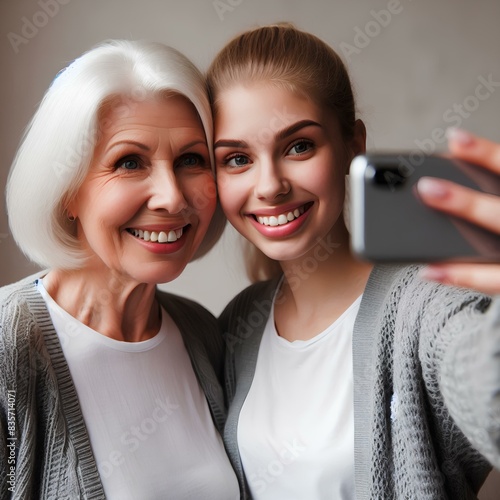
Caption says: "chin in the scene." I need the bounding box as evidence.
[257,234,318,258]
[131,262,189,286]
[255,245,305,263]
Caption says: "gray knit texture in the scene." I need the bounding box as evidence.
[220,265,500,500]
[0,275,227,500]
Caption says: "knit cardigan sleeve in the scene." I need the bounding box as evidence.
[402,270,500,470]
[437,294,500,470]
[353,265,495,499]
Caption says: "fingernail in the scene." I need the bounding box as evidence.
[446,127,474,146]
[417,177,450,199]
[420,266,447,282]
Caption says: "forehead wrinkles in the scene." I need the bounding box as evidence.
[96,106,206,154]
[99,94,204,132]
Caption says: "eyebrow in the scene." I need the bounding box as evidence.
[105,140,150,154]
[105,139,207,155]
[276,120,322,141]
[179,139,208,153]
[213,139,249,149]
[214,119,322,149]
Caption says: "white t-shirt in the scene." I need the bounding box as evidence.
[37,280,239,500]
[238,291,362,500]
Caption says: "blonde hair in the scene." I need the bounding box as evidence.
[7,39,225,269]
[207,23,357,281]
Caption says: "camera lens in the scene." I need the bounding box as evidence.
[372,166,406,188]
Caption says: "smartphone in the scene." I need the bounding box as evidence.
[349,153,500,262]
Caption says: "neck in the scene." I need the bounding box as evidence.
[43,267,161,342]
[275,225,373,341]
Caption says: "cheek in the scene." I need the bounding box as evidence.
[216,174,245,220]
[305,161,344,200]
[184,174,218,222]
[76,178,145,219]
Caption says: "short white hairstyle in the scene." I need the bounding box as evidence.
[7,39,225,269]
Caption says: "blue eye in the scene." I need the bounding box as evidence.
[181,155,199,166]
[226,155,250,168]
[177,154,206,168]
[287,140,313,156]
[117,157,140,170]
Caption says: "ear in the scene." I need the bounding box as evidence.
[346,119,367,173]
[346,119,366,175]
[63,193,78,219]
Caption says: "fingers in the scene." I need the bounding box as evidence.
[447,128,500,174]
[416,177,500,234]
[421,264,500,295]
[416,128,500,233]
[417,129,500,296]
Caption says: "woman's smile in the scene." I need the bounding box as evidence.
[245,202,314,238]
[125,224,191,254]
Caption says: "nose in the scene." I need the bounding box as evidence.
[147,166,188,214]
[253,159,291,201]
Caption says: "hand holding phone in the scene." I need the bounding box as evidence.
[349,153,500,263]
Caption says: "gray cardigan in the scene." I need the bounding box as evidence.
[0,275,228,499]
[219,265,500,499]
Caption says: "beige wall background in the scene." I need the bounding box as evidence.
[1,0,499,495]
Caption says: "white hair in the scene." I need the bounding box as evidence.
[6,39,225,270]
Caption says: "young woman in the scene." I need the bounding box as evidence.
[1,40,239,499]
[207,24,500,499]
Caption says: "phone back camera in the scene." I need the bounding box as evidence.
[372,166,408,189]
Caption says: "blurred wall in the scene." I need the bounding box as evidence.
[1,0,499,494]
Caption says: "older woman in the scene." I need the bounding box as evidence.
[0,40,239,499]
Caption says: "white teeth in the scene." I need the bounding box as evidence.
[255,205,307,227]
[269,216,279,227]
[129,227,184,243]
[277,214,288,225]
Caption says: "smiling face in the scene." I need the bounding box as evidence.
[214,83,353,263]
[68,94,216,284]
